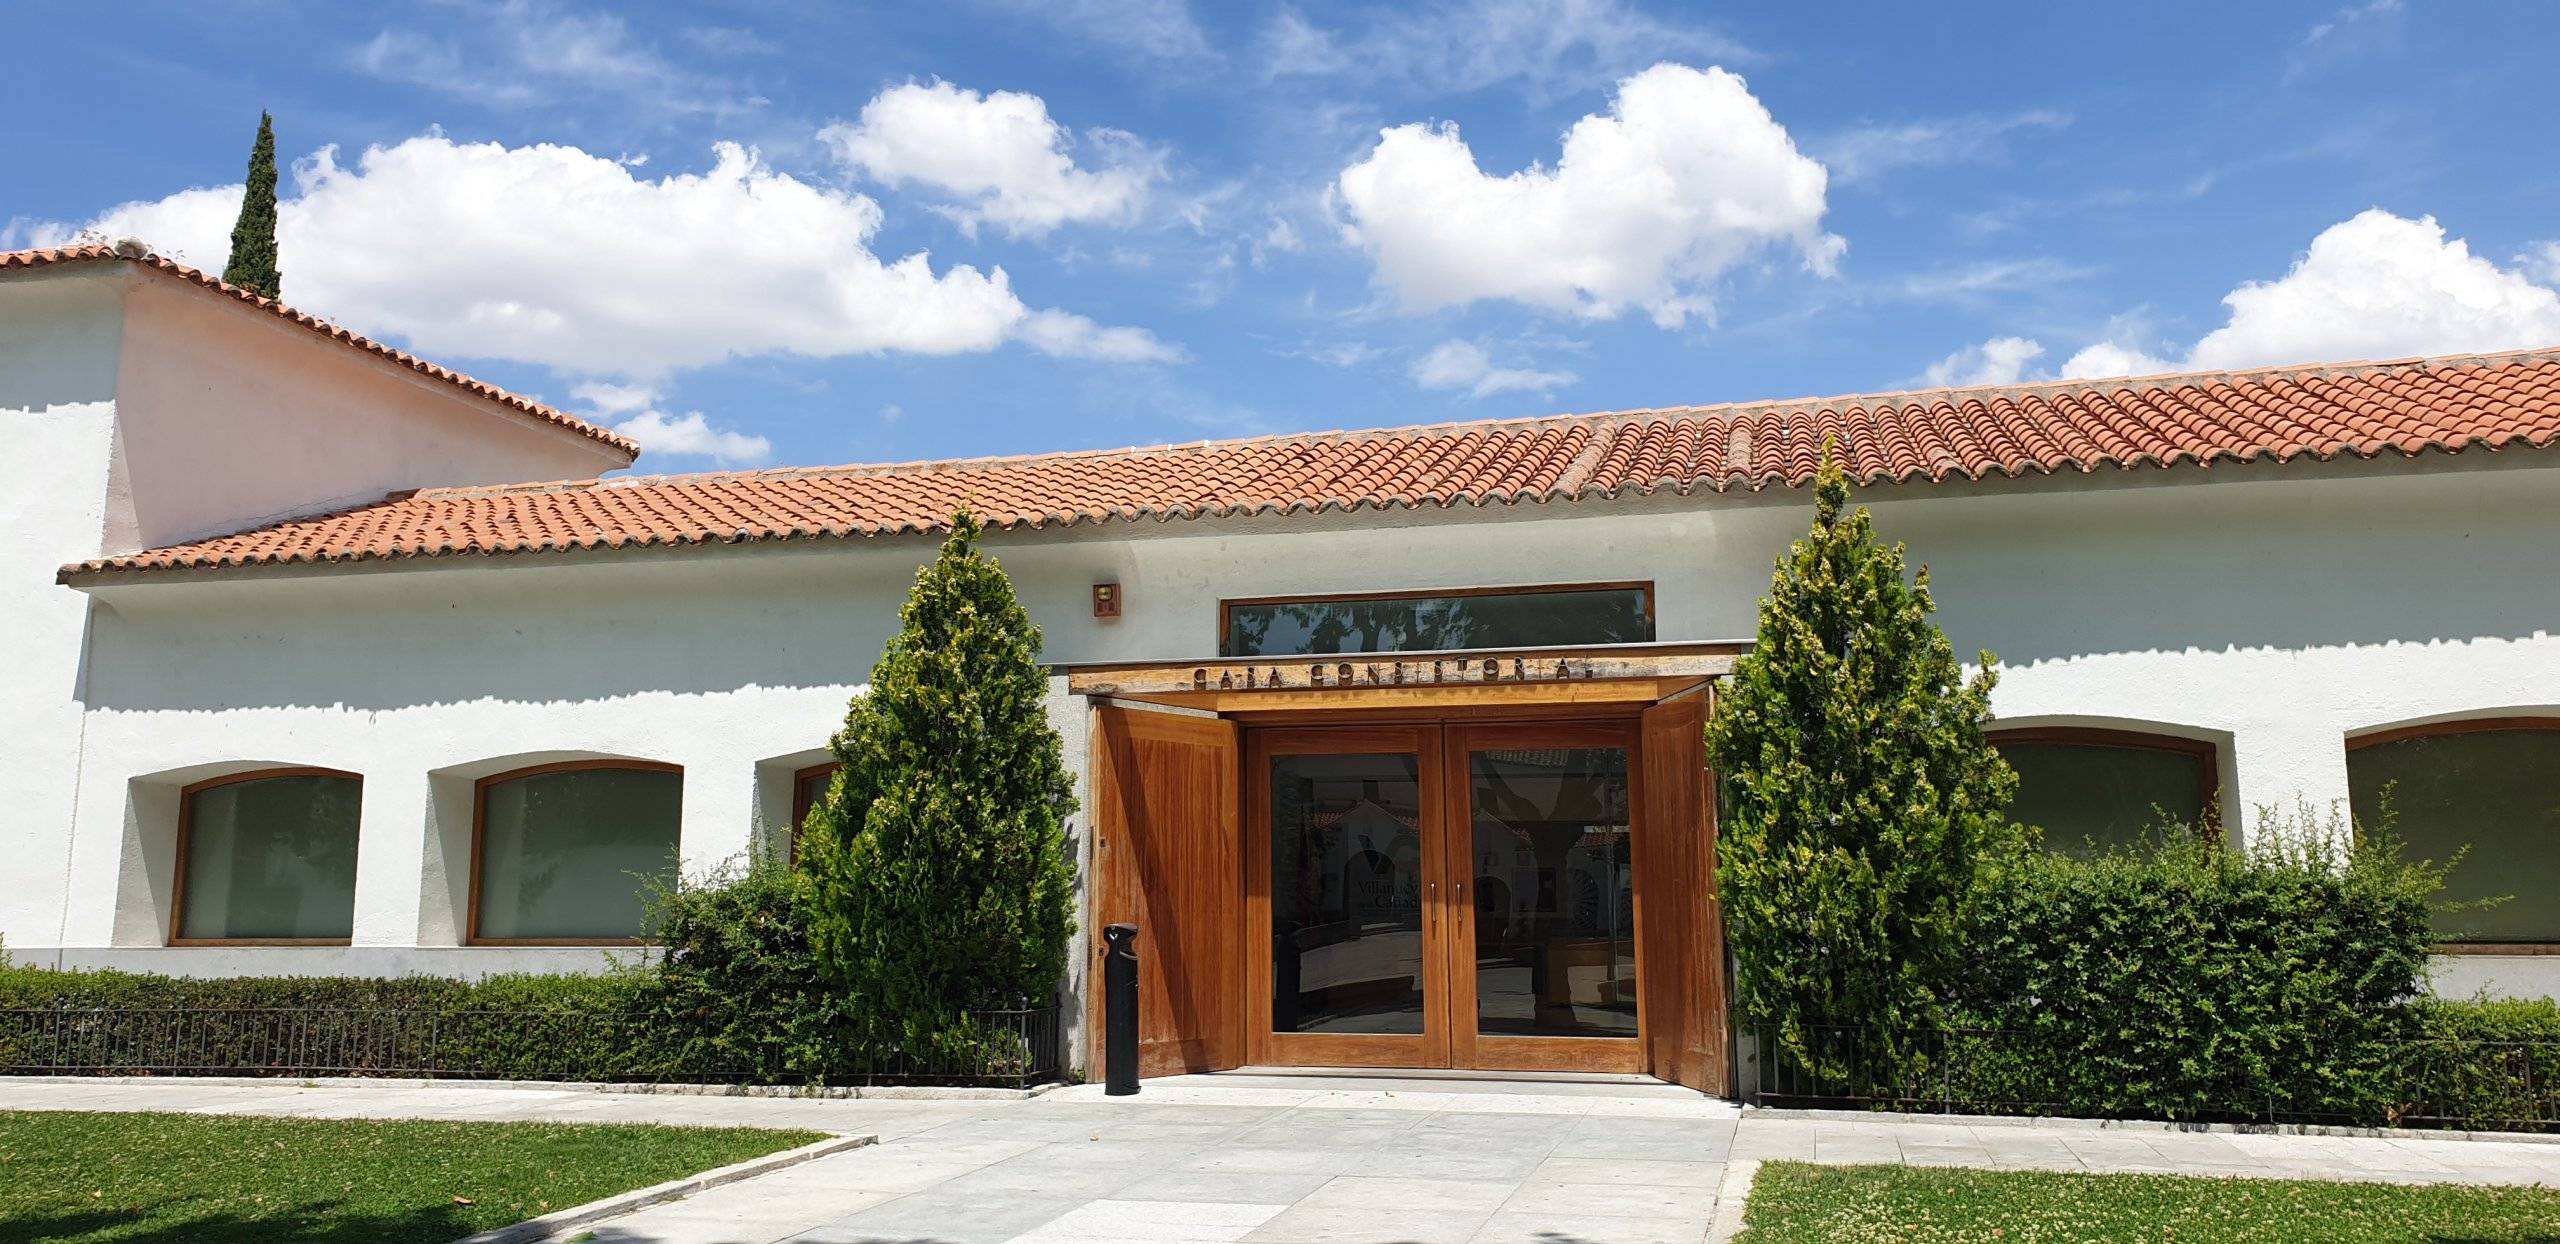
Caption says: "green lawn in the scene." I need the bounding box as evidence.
[1739,1161,2560,1244]
[0,1109,828,1243]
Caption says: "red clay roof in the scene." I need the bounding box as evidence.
[60,346,2560,581]
[1,243,639,459]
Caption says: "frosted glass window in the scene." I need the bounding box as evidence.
[2000,740,2210,856]
[475,766,681,942]
[2350,727,2560,943]
[177,773,362,941]
[1224,586,1651,657]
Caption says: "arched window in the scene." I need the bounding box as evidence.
[1990,728,2217,856]
[172,768,363,944]
[471,761,682,945]
[789,762,840,863]
[2348,719,2560,948]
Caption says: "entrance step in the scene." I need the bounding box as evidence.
[1177,1067,1708,1099]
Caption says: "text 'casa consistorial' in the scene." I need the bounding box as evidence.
[1191,656,1601,692]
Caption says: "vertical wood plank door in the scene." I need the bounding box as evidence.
[1090,704,1244,1078]
[1636,694,1728,1094]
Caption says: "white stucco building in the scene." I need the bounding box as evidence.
[6,243,2555,1089]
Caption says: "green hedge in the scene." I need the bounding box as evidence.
[0,963,655,1080]
[1946,822,2442,1123]
[0,856,1057,1086]
[2398,996,2560,1130]
[1752,813,2557,1131]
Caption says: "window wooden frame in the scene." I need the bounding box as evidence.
[169,766,364,947]
[468,759,682,947]
[2347,716,2560,955]
[1987,726,2222,840]
[788,761,840,865]
[1216,580,1656,658]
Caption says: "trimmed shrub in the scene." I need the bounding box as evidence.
[1949,806,2449,1123]
[802,509,1077,1064]
[0,962,644,1078]
[628,853,862,1083]
[1710,451,2024,1080]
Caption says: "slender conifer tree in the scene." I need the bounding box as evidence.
[802,509,1077,1059]
[222,111,281,299]
[1708,448,2023,1078]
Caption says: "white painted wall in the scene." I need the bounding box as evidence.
[0,260,629,970]
[106,270,627,551]
[20,453,2560,1008]
[0,269,123,959]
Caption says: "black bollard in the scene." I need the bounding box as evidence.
[1102,922,1140,1096]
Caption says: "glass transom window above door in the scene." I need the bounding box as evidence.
[1247,722,1643,1074]
[1221,583,1653,657]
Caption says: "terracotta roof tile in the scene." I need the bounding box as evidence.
[60,346,2560,581]
[2,243,638,459]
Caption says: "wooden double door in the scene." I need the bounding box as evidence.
[1089,699,1725,1090]
[1248,722,1647,1073]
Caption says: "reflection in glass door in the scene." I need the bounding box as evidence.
[1248,722,1642,1073]
[1465,746,1636,1039]
[1250,726,1448,1068]
[1270,751,1429,1036]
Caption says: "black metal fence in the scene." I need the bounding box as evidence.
[1741,1024,2560,1132]
[0,1005,1062,1090]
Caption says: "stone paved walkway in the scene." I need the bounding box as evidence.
[5,1074,2556,1243]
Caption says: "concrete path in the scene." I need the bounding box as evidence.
[5,1075,2557,1243]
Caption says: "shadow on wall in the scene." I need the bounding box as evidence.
[65,460,2560,714]
[77,548,930,713]
[1866,464,2560,667]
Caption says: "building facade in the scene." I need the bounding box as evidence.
[6,244,2557,1090]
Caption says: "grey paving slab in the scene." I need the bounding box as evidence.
[1498,1179,1717,1219]
[1523,1157,1725,1189]
[802,1189,1089,1244]
[1468,1210,1712,1244]
[1355,1140,1560,1182]
[1242,1204,1496,1244]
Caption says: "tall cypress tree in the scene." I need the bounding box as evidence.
[802,508,1077,1061]
[222,112,282,300]
[1707,448,2023,1080]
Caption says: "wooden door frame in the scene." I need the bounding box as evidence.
[1244,724,1455,1070]
[1441,720,1646,1074]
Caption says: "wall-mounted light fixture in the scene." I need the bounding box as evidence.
[1092,582,1121,619]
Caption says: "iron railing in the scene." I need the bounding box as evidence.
[0,1005,1061,1090]
[1740,1024,2560,1132]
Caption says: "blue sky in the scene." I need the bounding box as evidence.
[11,0,2560,472]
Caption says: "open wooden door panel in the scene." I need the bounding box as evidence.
[1637,693,1730,1094]
[1089,704,1244,1078]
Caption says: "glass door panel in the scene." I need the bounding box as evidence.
[1465,746,1636,1038]
[1270,751,1430,1035]
[1249,726,1450,1069]
[1446,724,1642,1073]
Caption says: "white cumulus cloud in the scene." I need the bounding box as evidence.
[821,81,1163,238]
[2185,209,2560,369]
[1918,336,2045,388]
[1917,210,2560,389]
[2057,341,2175,380]
[610,410,773,465]
[569,382,770,466]
[34,135,1174,379]
[1335,63,1841,328]
[1409,341,1576,398]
